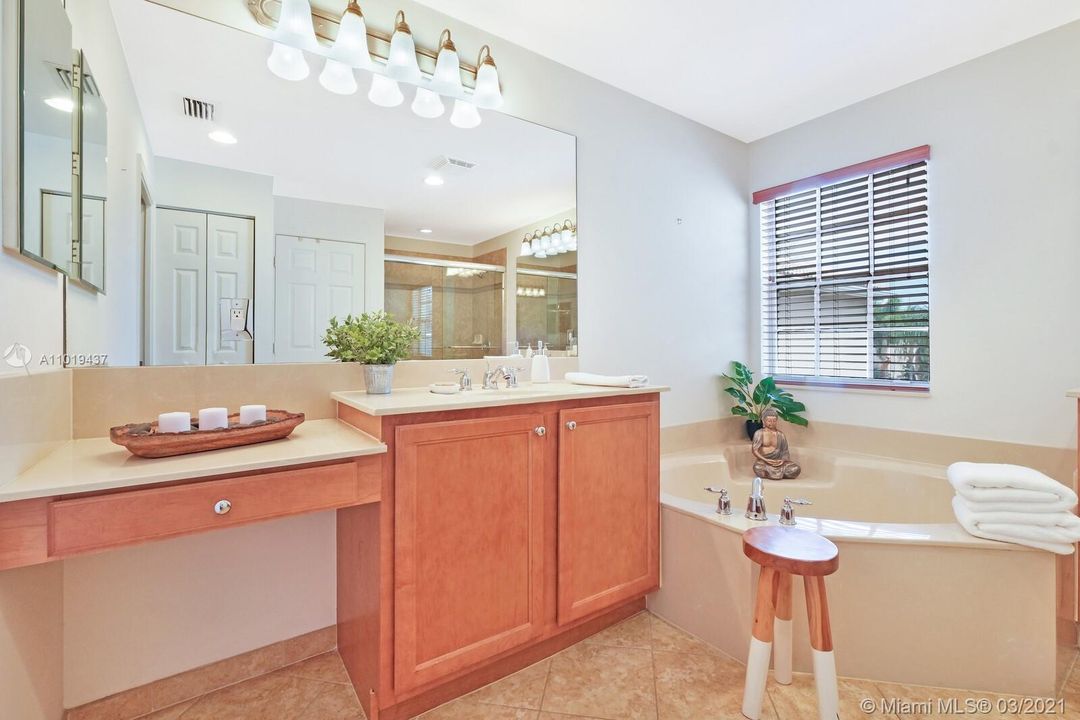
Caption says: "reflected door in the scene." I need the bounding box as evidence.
[273,235,366,363]
[207,214,254,365]
[152,208,206,365]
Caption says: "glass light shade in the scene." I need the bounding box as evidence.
[386,24,421,83]
[519,238,532,257]
[275,0,317,50]
[267,42,309,81]
[533,249,547,259]
[430,46,463,96]
[368,73,403,107]
[473,61,503,109]
[449,99,481,129]
[411,87,445,119]
[319,59,357,94]
[561,226,573,244]
[332,6,372,69]
[540,232,553,251]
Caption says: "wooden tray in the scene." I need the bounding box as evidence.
[110,410,305,458]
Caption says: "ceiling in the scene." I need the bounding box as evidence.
[109,0,576,244]
[413,0,1080,142]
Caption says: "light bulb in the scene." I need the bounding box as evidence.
[319,59,357,94]
[473,46,503,109]
[411,87,445,119]
[449,99,481,129]
[519,237,532,257]
[430,30,463,96]
[386,11,421,84]
[368,73,403,107]
[331,1,372,70]
[267,42,309,81]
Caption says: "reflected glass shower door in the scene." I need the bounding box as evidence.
[384,256,506,360]
[516,269,578,354]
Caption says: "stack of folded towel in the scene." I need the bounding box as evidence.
[948,462,1080,554]
[565,372,649,388]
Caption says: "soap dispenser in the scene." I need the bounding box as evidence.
[531,340,551,383]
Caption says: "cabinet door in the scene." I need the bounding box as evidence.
[394,414,546,691]
[557,401,659,624]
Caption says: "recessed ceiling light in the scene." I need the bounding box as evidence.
[419,228,433,234]
[424,174,444,186]
[45,97,74,113]
[208,129,238,145]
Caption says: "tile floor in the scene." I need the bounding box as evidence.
[131,611,1080,720]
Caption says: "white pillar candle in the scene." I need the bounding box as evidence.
[239,405,267,425]
[198,407,229,431]
[157,412,191,433]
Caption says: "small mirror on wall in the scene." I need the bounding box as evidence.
[19,0,75,274]
[75,51,107,292]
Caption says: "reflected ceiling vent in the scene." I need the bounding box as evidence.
[430,156,477,177]
[51,64,100,97]
[182,97,216,122]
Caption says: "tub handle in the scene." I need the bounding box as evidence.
[779,497,811,526]
[704,486,732,516]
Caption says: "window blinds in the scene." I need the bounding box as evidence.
[759,153,929,388]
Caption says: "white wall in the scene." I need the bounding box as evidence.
[748,21,1080,449]
[0,562,64,720]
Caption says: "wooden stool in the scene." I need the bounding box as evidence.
[741,526,840,720]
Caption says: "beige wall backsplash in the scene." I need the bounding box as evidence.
[71,358,579,438]
[0,369,71,482]
[662,416,1075,485]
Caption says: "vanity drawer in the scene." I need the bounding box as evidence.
[49,459,379,557]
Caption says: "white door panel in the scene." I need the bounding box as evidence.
[153,209,206,365]
[207,214,255,365]
[274,235,366,363]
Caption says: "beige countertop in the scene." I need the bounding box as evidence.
[0,419,386,503]
[332,381,669,416]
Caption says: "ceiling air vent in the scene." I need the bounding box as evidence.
[183,97,215,122]
[430,155,477,177]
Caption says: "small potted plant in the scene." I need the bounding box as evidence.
[722,361,808,439]
[323,311,420,395]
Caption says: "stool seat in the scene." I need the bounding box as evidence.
[742,526,839,577]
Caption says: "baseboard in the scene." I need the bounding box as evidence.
[64,626,337,720]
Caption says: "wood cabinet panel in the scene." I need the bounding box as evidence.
[393,414,546,691]
[49,459,379,557]
[557,401,659,624]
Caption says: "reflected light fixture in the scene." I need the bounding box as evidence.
[386,10,421,83]
[411,87,445,119]
[368,73,404,107]
[267,0,316,81]
[429,30,463,97]
[208,129,238,145]
[519,234,533,257]
[319,1,371,95]
[424,174,444,186]
[450,99,481,129]
[472,45,503,109]
[45,96,75,112]
[533,232,548,259]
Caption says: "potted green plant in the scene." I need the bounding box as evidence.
[722,361,808,439]
[323,311,420,395]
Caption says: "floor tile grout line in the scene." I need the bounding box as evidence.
[537,655,555,715]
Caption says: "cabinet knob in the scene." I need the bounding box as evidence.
[566,421,577,430]
[534,426,546,437]
[214,499,232,515]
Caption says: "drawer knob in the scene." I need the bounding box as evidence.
[534,426,546,437]
[566,421,577,430]
[214,499,232,515]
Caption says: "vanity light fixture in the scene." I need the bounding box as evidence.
[472,45,503,109]
[267,0,317,81]
[429,30,463,96]
[424,174,445,186]
[208,129,238,145]
[318,1,372,95]
[45,96,75,113]
[386,11,421,83]
[450,99,482,129]
[519,222,576,258]
[411,87,445,119]
[368,73,404,107]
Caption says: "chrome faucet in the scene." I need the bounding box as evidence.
[448,368,472,391]
[704,487,732,515]
[745,477,767,521]
[482,364,521,390]
[779,497,812,526]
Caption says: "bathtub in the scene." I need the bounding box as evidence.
[648,444,1059,696]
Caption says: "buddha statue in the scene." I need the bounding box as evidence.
[751,408,801,480]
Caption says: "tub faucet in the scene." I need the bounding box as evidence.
[745,477,767,521]
[779,497,812,526]
[704,487,732,515]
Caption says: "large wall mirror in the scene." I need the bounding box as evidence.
[55,0,577,367]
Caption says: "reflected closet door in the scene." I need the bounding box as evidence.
[152,209,206,366]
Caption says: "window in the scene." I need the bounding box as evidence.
[411,286,433,357]
[756,146,930,389]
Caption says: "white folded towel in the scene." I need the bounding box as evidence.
[951,496,1079,554]
[946,462,1077,513]
[565,372,649,388]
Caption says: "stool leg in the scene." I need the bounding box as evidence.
[804,575,839,720]
[772,571,793,685]
[742,566,779,720]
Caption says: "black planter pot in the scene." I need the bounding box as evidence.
[745,420,763,441]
